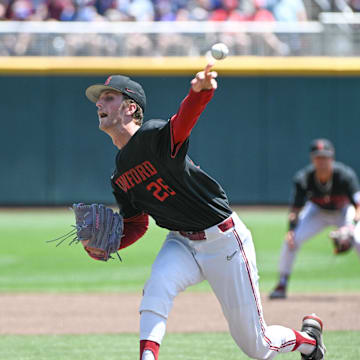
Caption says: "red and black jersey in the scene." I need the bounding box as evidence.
[111,119,232,232]
[292,162,360,210]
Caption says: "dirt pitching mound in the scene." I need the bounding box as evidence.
[1,292,359,334]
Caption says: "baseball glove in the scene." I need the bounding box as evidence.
[48,203,123,261]
[329,225,354,254]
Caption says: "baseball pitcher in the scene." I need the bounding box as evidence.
[64,65,326,360]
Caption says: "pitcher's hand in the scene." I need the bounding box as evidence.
[191,63,218,92]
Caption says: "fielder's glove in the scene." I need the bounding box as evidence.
[48,203,123,261]
[329,225,354,255]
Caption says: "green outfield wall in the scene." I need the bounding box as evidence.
[1,57,360,205]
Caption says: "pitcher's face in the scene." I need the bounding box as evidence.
[96,90,125,130]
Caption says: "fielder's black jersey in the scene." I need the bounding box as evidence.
[291,161,360,210]
[111,119,232,231]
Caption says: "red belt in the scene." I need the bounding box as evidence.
[179,217,234,241]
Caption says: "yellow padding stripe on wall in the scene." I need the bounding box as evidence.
[1,56,360,75]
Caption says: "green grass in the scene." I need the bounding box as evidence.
[1,208,360,360]
[0,209,165,292]
[1,331,359,360]
[1,208,360,293]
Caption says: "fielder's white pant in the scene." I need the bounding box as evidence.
[279,201,360,275]
[139,212,297,360]
[352,222,360,256]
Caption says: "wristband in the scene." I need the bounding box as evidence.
[288,219,298,231]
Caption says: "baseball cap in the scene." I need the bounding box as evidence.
[85,75,146,112]
[310,138,335,157]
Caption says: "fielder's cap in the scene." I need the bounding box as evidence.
[85,75,146,112]
[310,138,335,157]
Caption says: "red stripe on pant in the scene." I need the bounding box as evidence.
[233,230,280,351]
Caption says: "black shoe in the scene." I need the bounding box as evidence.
[269,284,287,299]
[301,314,326,360]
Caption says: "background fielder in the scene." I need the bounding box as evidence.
[84,65,326,360]
[270,138,360,300]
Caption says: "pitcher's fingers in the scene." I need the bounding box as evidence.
[205,71,218,82]
[210,79,218,89]
[204,63,214,75]
[194,70,205,79]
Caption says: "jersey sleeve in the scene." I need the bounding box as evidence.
[291,172,307,208]
[142,88,214,162]
[120,213,149,250]
[170,88,214,158]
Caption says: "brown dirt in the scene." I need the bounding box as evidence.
[1,292,359,334]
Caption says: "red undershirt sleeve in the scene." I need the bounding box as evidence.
[119,213,149,250]
[170,88,214,158]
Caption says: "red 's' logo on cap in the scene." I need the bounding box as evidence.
[317,140,324,150]
[104,76,112,85]
[125,87,135,94]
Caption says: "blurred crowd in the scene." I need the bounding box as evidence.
[1,0,359,56]
[0,0,342,22]
[1,0,360,22]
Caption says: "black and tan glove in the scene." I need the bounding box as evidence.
[73,203,123,261]
[48,203,123,261]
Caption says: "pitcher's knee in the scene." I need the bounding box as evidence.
[140,274,178,319]
[232,332,276,360]
[139,294,172,319]
[241,346,274,360]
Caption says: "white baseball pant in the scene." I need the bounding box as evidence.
[139,212,298,359]
[279,201,359,275]
[353,221,360,257]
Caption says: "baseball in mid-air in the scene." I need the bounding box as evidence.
[210,43,229,60]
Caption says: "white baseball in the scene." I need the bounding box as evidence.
[210,43,229,60]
